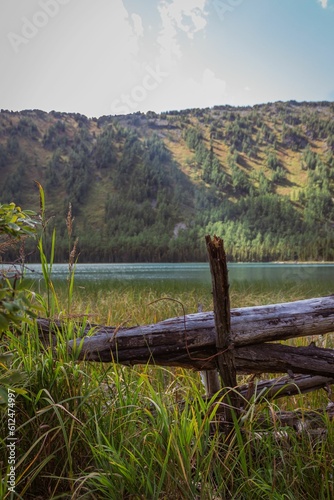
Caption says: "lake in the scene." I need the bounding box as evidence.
[17,262,334,297]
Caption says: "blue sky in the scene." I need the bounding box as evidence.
[1,0,334,117]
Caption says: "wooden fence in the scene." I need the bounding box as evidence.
[37,236,334,427]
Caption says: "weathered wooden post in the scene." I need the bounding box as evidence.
[205,235,241,425]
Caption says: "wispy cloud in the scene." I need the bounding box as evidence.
[318,0,328,8]
[157,0,208,64]
[154,1,227,113]
[131,13,144,38]
[160,0,208,38]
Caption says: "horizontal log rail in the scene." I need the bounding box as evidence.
[237,374,334,402]
[37,295,334,375]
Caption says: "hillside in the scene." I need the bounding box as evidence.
[1,101,334,262]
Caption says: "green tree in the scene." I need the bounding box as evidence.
[266,151,280,170]
[231,165,250,195]
[95,128,117,169]
[0,144,8,167]
[184,127,202,150]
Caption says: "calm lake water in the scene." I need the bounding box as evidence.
[16,262,334,296]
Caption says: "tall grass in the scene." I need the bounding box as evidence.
[0,205,333,498]
[1,278,333,499]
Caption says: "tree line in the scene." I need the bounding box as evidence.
[0,102,333,262]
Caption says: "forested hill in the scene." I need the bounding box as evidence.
[1,101,334,262]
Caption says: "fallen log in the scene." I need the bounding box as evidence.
[37,295,334,375]
[236,342,334,376]
[238,374,334,402]
[66,337,334,375]
[209,377,334,431]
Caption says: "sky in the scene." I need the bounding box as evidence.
[1,0,334,118]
